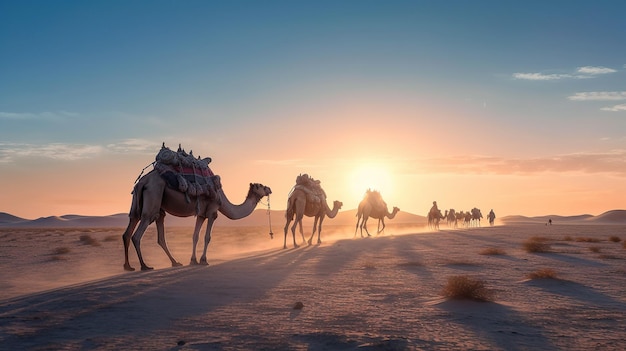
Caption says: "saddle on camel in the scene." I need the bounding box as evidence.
[152,143,220,203]
[292,173,327,204]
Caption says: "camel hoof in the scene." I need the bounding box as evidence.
[190,258,198,265]
[294,244,300,249]
[172,262,183,267]
[199,258,209,266]
[141,265,154,271]
[123,264,135,272]
[317,240,322,244]
[307,240,312,246]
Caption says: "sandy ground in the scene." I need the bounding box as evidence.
[0,223,625,350]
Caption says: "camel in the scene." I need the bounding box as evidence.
[354,190,400,237]
[428,209,445,230]
[446,208,457,228]
[122,169,271,271]
[471,207,483,227]
[283,186,342,249]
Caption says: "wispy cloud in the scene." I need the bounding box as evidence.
[568,92,626,101]
[512,73,572,81]
[513,65,618,81]
[576,66,617,75]
[601,104,626,112]
[0,111,78,121]
[0,139,157,163]
[414,151,626,176]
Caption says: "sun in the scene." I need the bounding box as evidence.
[348,163,394,201]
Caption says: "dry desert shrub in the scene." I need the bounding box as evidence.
[523,237,551,253]
[103,235,118,242]
[479,247,506,256]
[609,236,621,243]
[53,247,71,255]
[589,246,601,253]
[398,261,424,267]
[442,275,493,302]
[575,237,600,243]
[563,235,573,241]
[526,268,557,280]
[79,234,101,246]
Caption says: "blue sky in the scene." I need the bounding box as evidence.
[1,1,626,218]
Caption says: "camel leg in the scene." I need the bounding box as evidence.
[289,217,301,249]
[362,217,371,237]
[131,218,154,271]
[199,214,216,265]
[122,217,140,271]
[154,213,182,267]
[283,217,292,249]
[354,215,362,237]
[191,216,206,264]
[298,219,307,245]
[377,218,386,235]
[311,217,324,244]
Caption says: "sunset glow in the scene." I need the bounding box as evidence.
[1,2,625,219]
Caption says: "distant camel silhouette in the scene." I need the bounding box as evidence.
[428,209,445,230]
[355,189,400,237]
[471,207,483,227]
[283,174,342,249]
[446,209,457,228]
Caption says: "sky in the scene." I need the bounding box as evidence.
[1,0,626,219]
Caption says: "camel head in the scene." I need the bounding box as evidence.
[392,206,400,213]
[249,183,272,202]
[333,200,343,210]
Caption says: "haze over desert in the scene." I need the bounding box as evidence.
[2,1,626,350]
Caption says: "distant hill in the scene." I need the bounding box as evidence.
[0,212,26,224]
[2,209,624,228]
[500,210,626,224]
[0,208,427,228]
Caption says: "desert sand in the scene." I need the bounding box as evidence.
[0,222,625,350]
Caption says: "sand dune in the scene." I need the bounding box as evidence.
[1,222,625,350]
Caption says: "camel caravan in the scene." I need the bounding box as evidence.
[122,143,494,271]
[427,203,492,230]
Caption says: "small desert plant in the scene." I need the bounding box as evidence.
[479,247,506,256]
[589,246,601,253]
[609,236,621,243]
[103,235,118,242]
[575,237,600,243]
[53,247,71,255]
[523,237,551,253]
[526,268,557,280]
[441,275,493,301]
[563,235,573,241]
[79,234,101,246]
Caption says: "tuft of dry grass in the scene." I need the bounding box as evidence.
[103,235,118,242]
[523,237,551,253]
[53,247,71,255]
[79,234,101,247]
[575,237,600,243]
[479,247,506,256]
[526,268,557,280]
[609,236,621,243]
[563,235,573,241]
[441,275,493,302]
[589,246,601,253]
[398,261,424,267]
[293,301,304,310]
